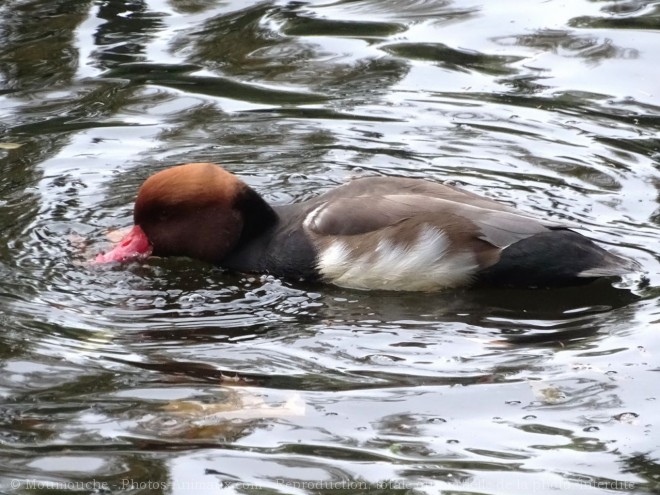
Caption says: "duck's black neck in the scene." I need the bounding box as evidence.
[234,185,279,244]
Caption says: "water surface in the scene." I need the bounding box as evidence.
[1,0,659,494]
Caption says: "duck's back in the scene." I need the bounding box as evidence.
[224,176,638,290]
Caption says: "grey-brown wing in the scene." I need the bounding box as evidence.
[305,193,570,249]
[317,176,530,212]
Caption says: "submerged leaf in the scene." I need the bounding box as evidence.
[0,142,22,150]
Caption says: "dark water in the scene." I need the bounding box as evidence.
[1,0,659,493]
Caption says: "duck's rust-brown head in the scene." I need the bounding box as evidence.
[96,162,266,264]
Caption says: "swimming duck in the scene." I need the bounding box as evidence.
[96,162,639,290]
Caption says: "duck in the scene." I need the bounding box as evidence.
[95,162,639,291]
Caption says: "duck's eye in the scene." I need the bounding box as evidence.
[157,210,171,222]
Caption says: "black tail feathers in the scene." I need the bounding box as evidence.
[476,229,640,288]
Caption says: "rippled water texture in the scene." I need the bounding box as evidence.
[1,0,659,493]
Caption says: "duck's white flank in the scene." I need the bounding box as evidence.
[317,226,478,291]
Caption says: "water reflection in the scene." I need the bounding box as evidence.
[0,0,90,91]
[496,28,640,67]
